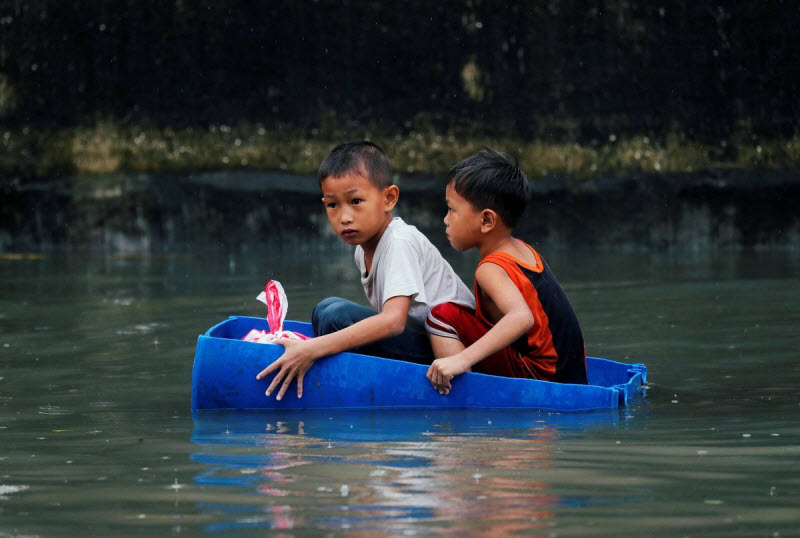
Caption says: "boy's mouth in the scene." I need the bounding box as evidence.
[340,228,357,239]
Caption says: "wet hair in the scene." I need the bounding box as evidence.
[448,149,530,229]
[318,141,393,189]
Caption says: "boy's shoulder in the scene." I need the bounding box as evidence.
[356,218,424,266]
[377,217,447,266]
[384,217,427,246]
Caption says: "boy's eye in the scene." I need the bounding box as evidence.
[325,202,339,209]
[351,198,363,205]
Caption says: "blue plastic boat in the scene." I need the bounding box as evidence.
[191,316,647,412]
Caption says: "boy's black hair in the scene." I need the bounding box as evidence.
[448,149,530,229]
[318,141,393,188]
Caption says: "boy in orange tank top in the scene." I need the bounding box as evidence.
[425,149,588,394]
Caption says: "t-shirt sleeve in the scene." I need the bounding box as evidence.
[378,238,427,306]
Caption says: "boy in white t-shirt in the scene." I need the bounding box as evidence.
[256,141,474,400]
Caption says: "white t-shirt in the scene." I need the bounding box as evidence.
[355,217,475,334]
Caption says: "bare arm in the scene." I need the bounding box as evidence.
[427,263,533,392]
[257,295,412,400]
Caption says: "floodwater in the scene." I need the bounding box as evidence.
[1,243,799,536]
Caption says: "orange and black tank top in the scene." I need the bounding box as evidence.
[475,243,587,384]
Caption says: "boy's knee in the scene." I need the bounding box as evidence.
[312,297,356,335]
[313,296,343,316]
[312,297,342,334]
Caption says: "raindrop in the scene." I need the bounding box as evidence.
[0,485,29,496]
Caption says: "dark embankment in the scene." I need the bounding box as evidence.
[2,169,797,252]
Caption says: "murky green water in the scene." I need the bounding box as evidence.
[1,246,799,536]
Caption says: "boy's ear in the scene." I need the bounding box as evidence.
[383,185,400,211]
[480,209,498,233]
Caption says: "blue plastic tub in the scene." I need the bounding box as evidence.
[191,316,647,412]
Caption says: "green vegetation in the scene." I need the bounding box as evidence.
[3,3,797,184]
[2,121,799,182]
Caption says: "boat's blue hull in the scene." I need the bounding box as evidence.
[191,316,647,411]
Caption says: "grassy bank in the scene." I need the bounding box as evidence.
[2,122,799,182]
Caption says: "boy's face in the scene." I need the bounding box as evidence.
[321,172,398,251]
[444,183,482,251]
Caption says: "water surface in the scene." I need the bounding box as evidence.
[1,246,798,536]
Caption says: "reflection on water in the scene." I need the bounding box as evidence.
[0,245,798,536]
[190,409,639,534]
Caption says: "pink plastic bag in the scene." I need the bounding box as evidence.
[241,280,310,344]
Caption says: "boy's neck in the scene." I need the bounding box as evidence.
[477,230,516,260]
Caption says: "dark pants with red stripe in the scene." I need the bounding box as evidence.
[426,302,539,379]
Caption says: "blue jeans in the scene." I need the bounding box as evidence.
[311,297,434,364]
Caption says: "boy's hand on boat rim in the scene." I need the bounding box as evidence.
[256,338,316,400]
[427,356,469,395]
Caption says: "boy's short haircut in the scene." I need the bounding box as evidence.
[318,141,393,189]
[448,149,530,229]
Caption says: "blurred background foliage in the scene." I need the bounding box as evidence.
[0,0,798,179]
